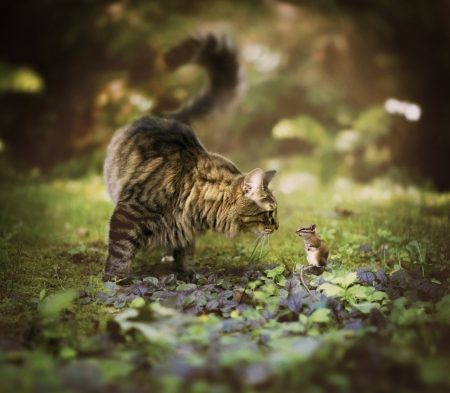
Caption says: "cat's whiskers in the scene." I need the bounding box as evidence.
[259,233,266,260]
[248,233,265,264]
[250,233,264,249]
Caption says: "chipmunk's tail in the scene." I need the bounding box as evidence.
[163,33,245,124]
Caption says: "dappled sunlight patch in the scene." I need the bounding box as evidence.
[272,115,330,145]
[385,98,422,122]
[334,130,361,152]
[0,62,45,93]
[129,93,154,111]
[50,176,111,203]
[359,180,421,203]
[243,43,282,73]
[333,177,354,191]
[278,172,318,195]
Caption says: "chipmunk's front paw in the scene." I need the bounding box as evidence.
[101,272,133,286]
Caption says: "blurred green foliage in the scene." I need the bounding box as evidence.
[0,0,449,187]
[0,63,44,93]
[353,105,392,139]
[273,115,330,146]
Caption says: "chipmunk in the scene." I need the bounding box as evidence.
[295,224,329,267]
[295,224,329,297]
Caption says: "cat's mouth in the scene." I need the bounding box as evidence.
[252,227,277,236]
[244,218,279,237]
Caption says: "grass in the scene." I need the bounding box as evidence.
[0,173,449,310]
[1,174,450,392]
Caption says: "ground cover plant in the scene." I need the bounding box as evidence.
[1,174,450,393]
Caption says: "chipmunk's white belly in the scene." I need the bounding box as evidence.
[306,249,319,266]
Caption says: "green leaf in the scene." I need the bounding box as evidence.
[195,274,207,284]
[104,281,118,290]
[282,323,306,333]
[130,296,145,308]
[408,240,420,250]
[265,265,284,278]
[347,284,370,299]
[176,283,197,292]
[60,347,77,359]
[242,308,262,320]
[370,291,389,302]
[143,276,158,285]
[277,288,289,299]
[184,294,195,306]
[352,301,378,314]
[330,276,345,286]
[299,314,308,324]
[344,272,358,288]
[275,274,287,286]
[309,308,331,324]
[253,291,270,303]
[114,308,184,344]
[318,283,344,297]
[114,300,126,309]
[247,280,261,290]
[39,289,79,317]
[307,328,320,336]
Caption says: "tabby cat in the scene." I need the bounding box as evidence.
[102,34,279,282]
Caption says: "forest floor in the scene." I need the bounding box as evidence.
[1,174,450,393]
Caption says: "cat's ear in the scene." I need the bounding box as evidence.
[263,170,276,187]
[242,168,264,197]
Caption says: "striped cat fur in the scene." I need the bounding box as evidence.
[103,34,279,282]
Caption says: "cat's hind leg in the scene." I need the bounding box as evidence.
[103,202,150,283]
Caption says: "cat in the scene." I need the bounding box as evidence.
[102,33,279,283]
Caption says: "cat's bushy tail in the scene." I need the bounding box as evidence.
[163,33,244,124]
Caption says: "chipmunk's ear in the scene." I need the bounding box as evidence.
[311,224,316,231]
[242,168,264,196]
[263,170,276,187]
